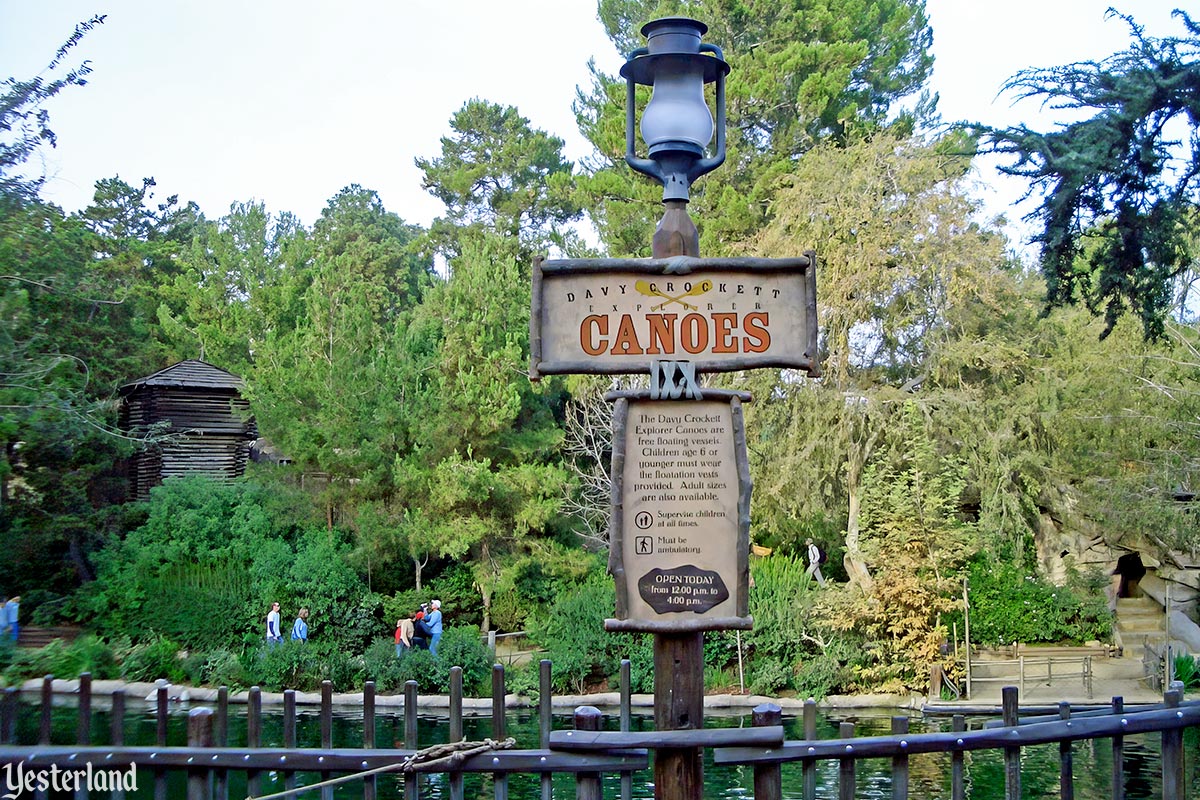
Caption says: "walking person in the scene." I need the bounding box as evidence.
[426,599,444,657]
[291,608,309,643]
[805,539,827,587]
[5,596,19,643]
[266,602,283,648]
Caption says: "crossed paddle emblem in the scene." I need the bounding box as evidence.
[635,279,714,311]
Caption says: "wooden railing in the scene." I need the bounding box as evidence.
[968,655,1094,698]
[0,664,1197,800]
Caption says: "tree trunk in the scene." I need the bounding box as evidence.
[844,472,874,592]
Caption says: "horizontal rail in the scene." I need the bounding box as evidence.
[713,704,1200,765]
[550,725,784,750]
[983,699,1200,728]
[0,746,649,774]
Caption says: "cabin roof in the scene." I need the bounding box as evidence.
[119,359,245,394]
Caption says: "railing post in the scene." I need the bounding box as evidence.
[540,660,554,800]
[363,681,377,800]
[802,698,817,800]
[838,721,855,800]
[215,687,229,800]
[320,680,333,800]
[752,704,782,800]
[1002,686,1020,800]
[574,706,603,800]
[247,686,262,800]
[0,686,16,744]
[156,680,169,800]
[1162,684,1183,800]
[404,680,418,800]
[493,663,509,800]
[283,689,297,796]
[187,707,214,800]
[891,716,909,800]
[111,688,126,800]
[39,674,53,745]
[450,666,465,800]
[1110,697,1124,800]
[620,659,633,800]
[1058,702,1073,800]
[77,672,92,746]
[950,715,965,800]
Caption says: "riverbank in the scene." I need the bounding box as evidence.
[17,677,925,712]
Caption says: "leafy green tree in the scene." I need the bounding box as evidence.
[743,130,1007,584]
[576,0,935,255]
[245,186,432,527]
[157,201,311,374]
[415,99,580,255]
[983,9,1200,339]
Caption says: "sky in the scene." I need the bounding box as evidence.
[0,0,1191,250]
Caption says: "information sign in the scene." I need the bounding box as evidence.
[605,392,752,632]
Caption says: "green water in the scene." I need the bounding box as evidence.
[7,700,1198,799]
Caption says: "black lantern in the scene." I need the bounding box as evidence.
[621,17,730,202]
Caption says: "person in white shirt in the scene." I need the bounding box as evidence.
[805,539,826,587]
[266,602,283,648]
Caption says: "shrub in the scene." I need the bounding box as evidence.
[959,560,1113,646]
[250,640,324,692]
[394,648,440,693]
[1174,654,1199,692]
[431,626,492,695]
[3,636,119,684]
[363,639,404,693]
[120,636,186,683]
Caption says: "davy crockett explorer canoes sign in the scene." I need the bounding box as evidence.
[529,255,819,380]
[604,391,753,632]
[530,252,817,632]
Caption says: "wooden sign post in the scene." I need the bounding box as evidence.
[530,22,818,800]
[530,207,818,800]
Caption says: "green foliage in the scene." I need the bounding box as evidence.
[527,578,650,694]
[581,0,935,254]
[959,559,1114,647]
[394,648,440,694]
[985,10,1200,339]
[119,636,186,683]
[1174,654,1200,692]
[431,627,493,695]
[2,635,118,684]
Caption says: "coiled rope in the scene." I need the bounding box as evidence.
[246,736,517,800]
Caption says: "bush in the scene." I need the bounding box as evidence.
[2,636,119,684]
[1174,654,1199,692]
[120,636,187,683]
[959,560,1113,646]
[527,578,650,694]
[363,639,404,693]
[431,626,492,695]
[249,640,324,691]
[394,648,440,693]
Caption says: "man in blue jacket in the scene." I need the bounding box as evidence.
[426,599,444,657]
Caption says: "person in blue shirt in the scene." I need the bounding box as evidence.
[291,608,309,643]
[425,599,444,657]
[5,596,19,643]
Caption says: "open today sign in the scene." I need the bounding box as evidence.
[530,255,819,379]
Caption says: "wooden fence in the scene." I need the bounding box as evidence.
[0,662,1197,800]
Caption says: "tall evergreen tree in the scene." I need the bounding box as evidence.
[984,9,1200,339]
